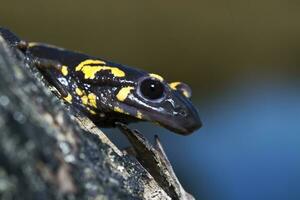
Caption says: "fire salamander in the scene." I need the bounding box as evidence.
[0,28,202,135]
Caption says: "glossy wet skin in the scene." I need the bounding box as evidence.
[34,48,202,135]
[0,27,202,135]
[100,70,202,135]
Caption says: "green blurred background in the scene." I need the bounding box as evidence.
[2,0,300,98]
[2,1,300,199]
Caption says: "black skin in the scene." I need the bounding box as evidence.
[0,28,202,135]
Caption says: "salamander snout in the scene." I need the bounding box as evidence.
[164,94,202,135]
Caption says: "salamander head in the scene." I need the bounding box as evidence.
[108,71,202,135]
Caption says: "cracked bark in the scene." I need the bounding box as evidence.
[0,34,195,200]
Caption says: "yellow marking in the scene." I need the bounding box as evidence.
[81,95,88,105]
[87,93,97,108]
[88,109,97,115]
[28,42,61,49]
[61,65,68,76]
[28,42,40,48]
[80,66,102,79]
[75,59,106,71]
[81,66,125,79]
[182,90,190,98]
[106,66,126,77]
[136,111,143,119]
[75,59,125,79]
[114,107,130,115]
[169,82,191,98]
[75,88,83,96]
[63,93,72,103]
[114,106,124,113]
[169,82,181,90]
[116,86,134,102]
[149,73,164,81]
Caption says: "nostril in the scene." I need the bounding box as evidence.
[174,107,187,117]
[179,110,187,117]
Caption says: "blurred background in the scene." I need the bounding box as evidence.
[1,0,300,199]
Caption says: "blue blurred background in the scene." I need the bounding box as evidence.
[107,77,300,200]
[1,1,300,199]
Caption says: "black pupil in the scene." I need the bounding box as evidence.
[140,79,165,100]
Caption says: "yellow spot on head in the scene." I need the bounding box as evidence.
[107,66,126,77]
[116,86,134,102]
[169,82,181,90]
[136,111,143,119]
[81,66,125,79]
[61,65,68,76]
[169,82,192,98]
[182,90,190,98]
[75,59,125,79]
[87,93,97,108]
[75,88,83,96]
[80,66,101,79]
[75,59,106,71]
[81,95,88,105]
[63,93,72,103]
[149,73,164,81]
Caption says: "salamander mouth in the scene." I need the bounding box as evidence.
[114,102,202,135]
[145,110,202,135]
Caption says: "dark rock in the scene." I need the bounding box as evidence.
[0,34,171,200]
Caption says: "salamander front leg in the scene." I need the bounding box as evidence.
[33,57,63,71]
[15,40,68,98]
[33,58,68,98]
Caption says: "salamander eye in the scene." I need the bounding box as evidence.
[138,78,165,101]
